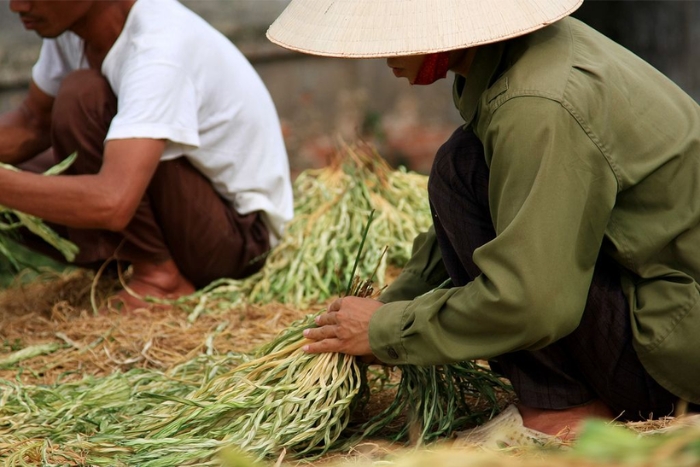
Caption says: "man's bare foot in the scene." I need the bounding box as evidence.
[107,259,195,312]
[518,399,615,440]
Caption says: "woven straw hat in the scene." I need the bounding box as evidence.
[267,0,583,58]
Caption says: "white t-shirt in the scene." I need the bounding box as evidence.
[32,0,293,245]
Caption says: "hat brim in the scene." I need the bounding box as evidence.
[267,0,583,58]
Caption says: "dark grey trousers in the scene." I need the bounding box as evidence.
[427,126,677,421]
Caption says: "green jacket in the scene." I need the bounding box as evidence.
[370,17,700,403]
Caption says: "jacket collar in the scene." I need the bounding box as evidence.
[452,41,507,126]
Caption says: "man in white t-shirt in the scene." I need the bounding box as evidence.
[0,0,294,310]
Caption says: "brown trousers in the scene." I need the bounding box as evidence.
[427,126,678,421]
[36,69,270,288]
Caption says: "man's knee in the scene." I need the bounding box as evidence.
[52,69,116,132]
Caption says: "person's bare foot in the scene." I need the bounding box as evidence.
[107,259,195,312]
[518,399,615,440]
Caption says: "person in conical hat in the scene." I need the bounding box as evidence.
[269,0,700,438]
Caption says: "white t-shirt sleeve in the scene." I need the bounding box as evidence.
[106,62,200,148]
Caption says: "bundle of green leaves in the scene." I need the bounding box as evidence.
[0,154,79,276]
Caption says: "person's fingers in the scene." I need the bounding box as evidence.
[327,298,343,312]
[315,311,338,326]
[303,325,339,341]
[303,338,342,354]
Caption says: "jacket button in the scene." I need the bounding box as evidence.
[387,347,399,360]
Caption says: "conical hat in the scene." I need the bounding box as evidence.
[267,0,583,58]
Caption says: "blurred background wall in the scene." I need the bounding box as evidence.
[1,0,698,174]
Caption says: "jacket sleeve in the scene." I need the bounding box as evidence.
[369,98,619,365]
[377,226,450,303]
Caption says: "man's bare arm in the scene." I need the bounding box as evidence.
[0,81,54,165]
[0,137,166,230]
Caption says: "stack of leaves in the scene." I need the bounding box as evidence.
[112,215,383,465]
[3,335,359,466]
[104,311,509,464]
[350,362,512,447]
[0,154,79,269]
[0,293,510,465]
[112,313,363,465]
[179,141,431,316]
[0,354,245,465]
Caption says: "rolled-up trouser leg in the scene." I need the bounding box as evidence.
[427,125,677,421]
[46,69,269,287]
[143,157,270,288]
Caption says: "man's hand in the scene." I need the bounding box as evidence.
[302,296,384,358]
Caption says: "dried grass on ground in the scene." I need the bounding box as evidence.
[0,268,313,386]
[0,268,517,465]
[1,269,699,467]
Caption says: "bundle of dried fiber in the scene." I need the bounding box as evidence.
[116,312,363,465]
[0,354,245,465]
[347,361,512,448]
[116,216,383,465]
